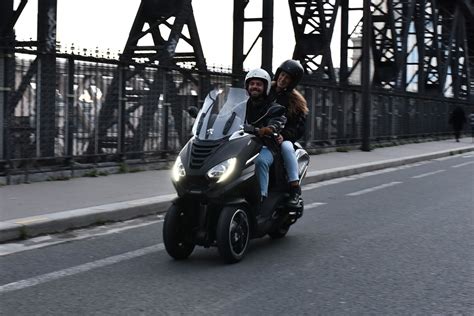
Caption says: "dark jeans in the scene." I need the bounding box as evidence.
[454,130,461,141]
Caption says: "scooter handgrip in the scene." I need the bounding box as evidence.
[243,124,257,134]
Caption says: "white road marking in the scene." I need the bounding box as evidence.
[0,217,163,257]
[305,202,327,209]
[302,161,431,191]
[434,156,458,161]
[0,244,165,294]
[411,169,446,179]
[451,161,474,168]
[302,177,356,191]
[346,181,402,196]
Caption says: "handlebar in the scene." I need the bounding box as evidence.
[241,124,279,140]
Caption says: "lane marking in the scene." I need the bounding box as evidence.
[305,202,327,209]
[0,244,165,294]
[13,217,49,225]
[303,177,356,191]
[451,161,474,168]
[302,161,431,191]
[411,169,446,179]
[346,181,402,196]
[0,217,164,257]
[434,156,458,161]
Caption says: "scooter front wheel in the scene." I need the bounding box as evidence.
[163,204,195,260]
[216,206,250,263]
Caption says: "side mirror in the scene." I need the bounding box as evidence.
[187,106,199,118]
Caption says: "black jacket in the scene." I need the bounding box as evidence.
[245,98,286,131]
[268,86,307,143]
[245,97,286,151]
[449,106,467,130]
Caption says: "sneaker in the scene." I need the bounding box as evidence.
[286,185,301,208]
[286,191,300,207]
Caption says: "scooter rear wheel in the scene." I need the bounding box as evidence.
[216,206,250,263]
[163,204,195,260]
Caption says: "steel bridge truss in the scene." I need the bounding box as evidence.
[0,0,473,169]
[311,0,473,99]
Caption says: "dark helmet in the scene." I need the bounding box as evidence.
[274,59,304,90]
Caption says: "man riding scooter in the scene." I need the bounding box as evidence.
[244,68,287,214]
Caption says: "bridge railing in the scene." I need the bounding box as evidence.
[1,52,472,178]
[299,83,470,149]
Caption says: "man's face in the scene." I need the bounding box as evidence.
[248,79,265,98]
[276,71,292,90]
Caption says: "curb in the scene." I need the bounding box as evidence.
[1,146,473,243]
[1,195,176,243]
[302,146,474,184]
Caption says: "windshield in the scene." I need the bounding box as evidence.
[192,87,249,140]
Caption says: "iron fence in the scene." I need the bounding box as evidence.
[299,83,470,149]
[0,51,472,177]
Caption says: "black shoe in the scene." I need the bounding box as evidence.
[286,192,300,207]
[286,185,301,208]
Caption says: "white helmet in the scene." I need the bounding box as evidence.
[245,68,271,95]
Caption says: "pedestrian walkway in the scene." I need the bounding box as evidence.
[1,138,473,242]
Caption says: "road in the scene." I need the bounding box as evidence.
[1,153,473,315]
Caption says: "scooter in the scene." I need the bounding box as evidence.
[163,87,310,263]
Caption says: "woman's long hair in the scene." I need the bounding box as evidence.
[287,89,309,119]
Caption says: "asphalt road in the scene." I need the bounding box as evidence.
[1,153,473,315]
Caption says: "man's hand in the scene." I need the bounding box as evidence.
[243,124,256,134]
[276,134,284,144]
[258,126,273,137]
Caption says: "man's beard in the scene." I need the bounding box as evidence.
[249,90,263,98]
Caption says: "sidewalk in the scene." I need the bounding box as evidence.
[1,138,473,243]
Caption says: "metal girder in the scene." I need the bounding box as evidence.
[0,0,58,158]
[289,0,340,81]
[370,0,400,88]
[90,0,208,155]
[122,0,206,69]
[232,0,274,80]
[0,0,15,160]
[414,0,443,94]
[1,0,28,37]
[387,0,444,94]
[339,0,471,99]
[437,1,470,98]
[37,0,57,157]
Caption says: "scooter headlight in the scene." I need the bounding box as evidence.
[171,156,186,182]
[207,158,237,183]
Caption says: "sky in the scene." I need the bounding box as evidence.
[13,0,362,70]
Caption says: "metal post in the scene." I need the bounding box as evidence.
[37,0,57,157]
[416,0,426,94]
[340,0,349,85]
[162,70,169,153]
[232,0,245,86]
[117,65,126,159]
[261,0,273,73]
[0,0,14,161]
[66,57,74,159]
[361,0,372,151]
